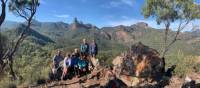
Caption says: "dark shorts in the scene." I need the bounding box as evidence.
[81,52,89,56]
[90,52,97,56]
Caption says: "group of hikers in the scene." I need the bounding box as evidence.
[51,38,98,80]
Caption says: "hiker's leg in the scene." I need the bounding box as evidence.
[68,67,73,79]
[82,69,86,76]
[92,54,96,58]
[61,71,64,80]
[61,67,67,80]
[73,67,77,77]
[61,67,65,80]
[75,67,79,77]
[78,69,82,77]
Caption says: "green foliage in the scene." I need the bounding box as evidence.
[9,0,39,12]
[12,42,51,86]
[0,78,17,88]
[142,0,200,24]
[0,33,10,52]
[193,63,200,73]
[166,51,200,77]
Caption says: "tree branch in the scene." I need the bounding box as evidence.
[162,19,191,57]
[15,10,29,21]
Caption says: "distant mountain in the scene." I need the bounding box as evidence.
[1,18,200,55]
[5,24,54,45]
[0,21,21,31]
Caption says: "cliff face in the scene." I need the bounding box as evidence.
[70,17,93,31]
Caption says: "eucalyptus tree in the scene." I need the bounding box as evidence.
[142,0,200,71]
[0,0,39,79]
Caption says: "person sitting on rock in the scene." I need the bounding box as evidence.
[74,48,80,58]
[89,39,98,58]
[80,38,89,56]
[77,54,89,77]
[70,53,80,77]
[61,53,71,80]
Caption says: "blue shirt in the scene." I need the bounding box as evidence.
[71,57,80,67]
[53,55,63,65]
[80,43,89,53]
[78,59,88,69]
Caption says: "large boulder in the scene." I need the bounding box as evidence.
[112,42,164,81]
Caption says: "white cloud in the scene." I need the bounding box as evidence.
[101,0,135,9]
[40,0,46,5]
[107,0,135,8]
[121,0,135,6]
[55,14,70,18]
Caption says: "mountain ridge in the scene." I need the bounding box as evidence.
[1,18,200,55]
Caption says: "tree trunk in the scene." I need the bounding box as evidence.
[0,0,37,79]
[0,0,6,27]
[0,35,3,68]
[161,22,170,72]
[6,14,34,79]
[8,55,16,80]
[0,0,6,71]
[162,22,170,58]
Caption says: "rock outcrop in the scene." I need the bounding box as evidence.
[70,17,93,31]
[112,42,164,83]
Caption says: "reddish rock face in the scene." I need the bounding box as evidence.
[112,42,164,80]
[135,55,162,78]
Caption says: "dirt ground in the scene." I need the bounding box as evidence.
[27,72,200,88]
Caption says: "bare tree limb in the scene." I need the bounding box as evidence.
[15,10,29,21]
[161,19,191,57]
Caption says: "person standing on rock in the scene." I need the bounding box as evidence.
[80,38,89,56]
[89,39,98,58]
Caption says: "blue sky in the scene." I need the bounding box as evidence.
[6,0,200,30]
